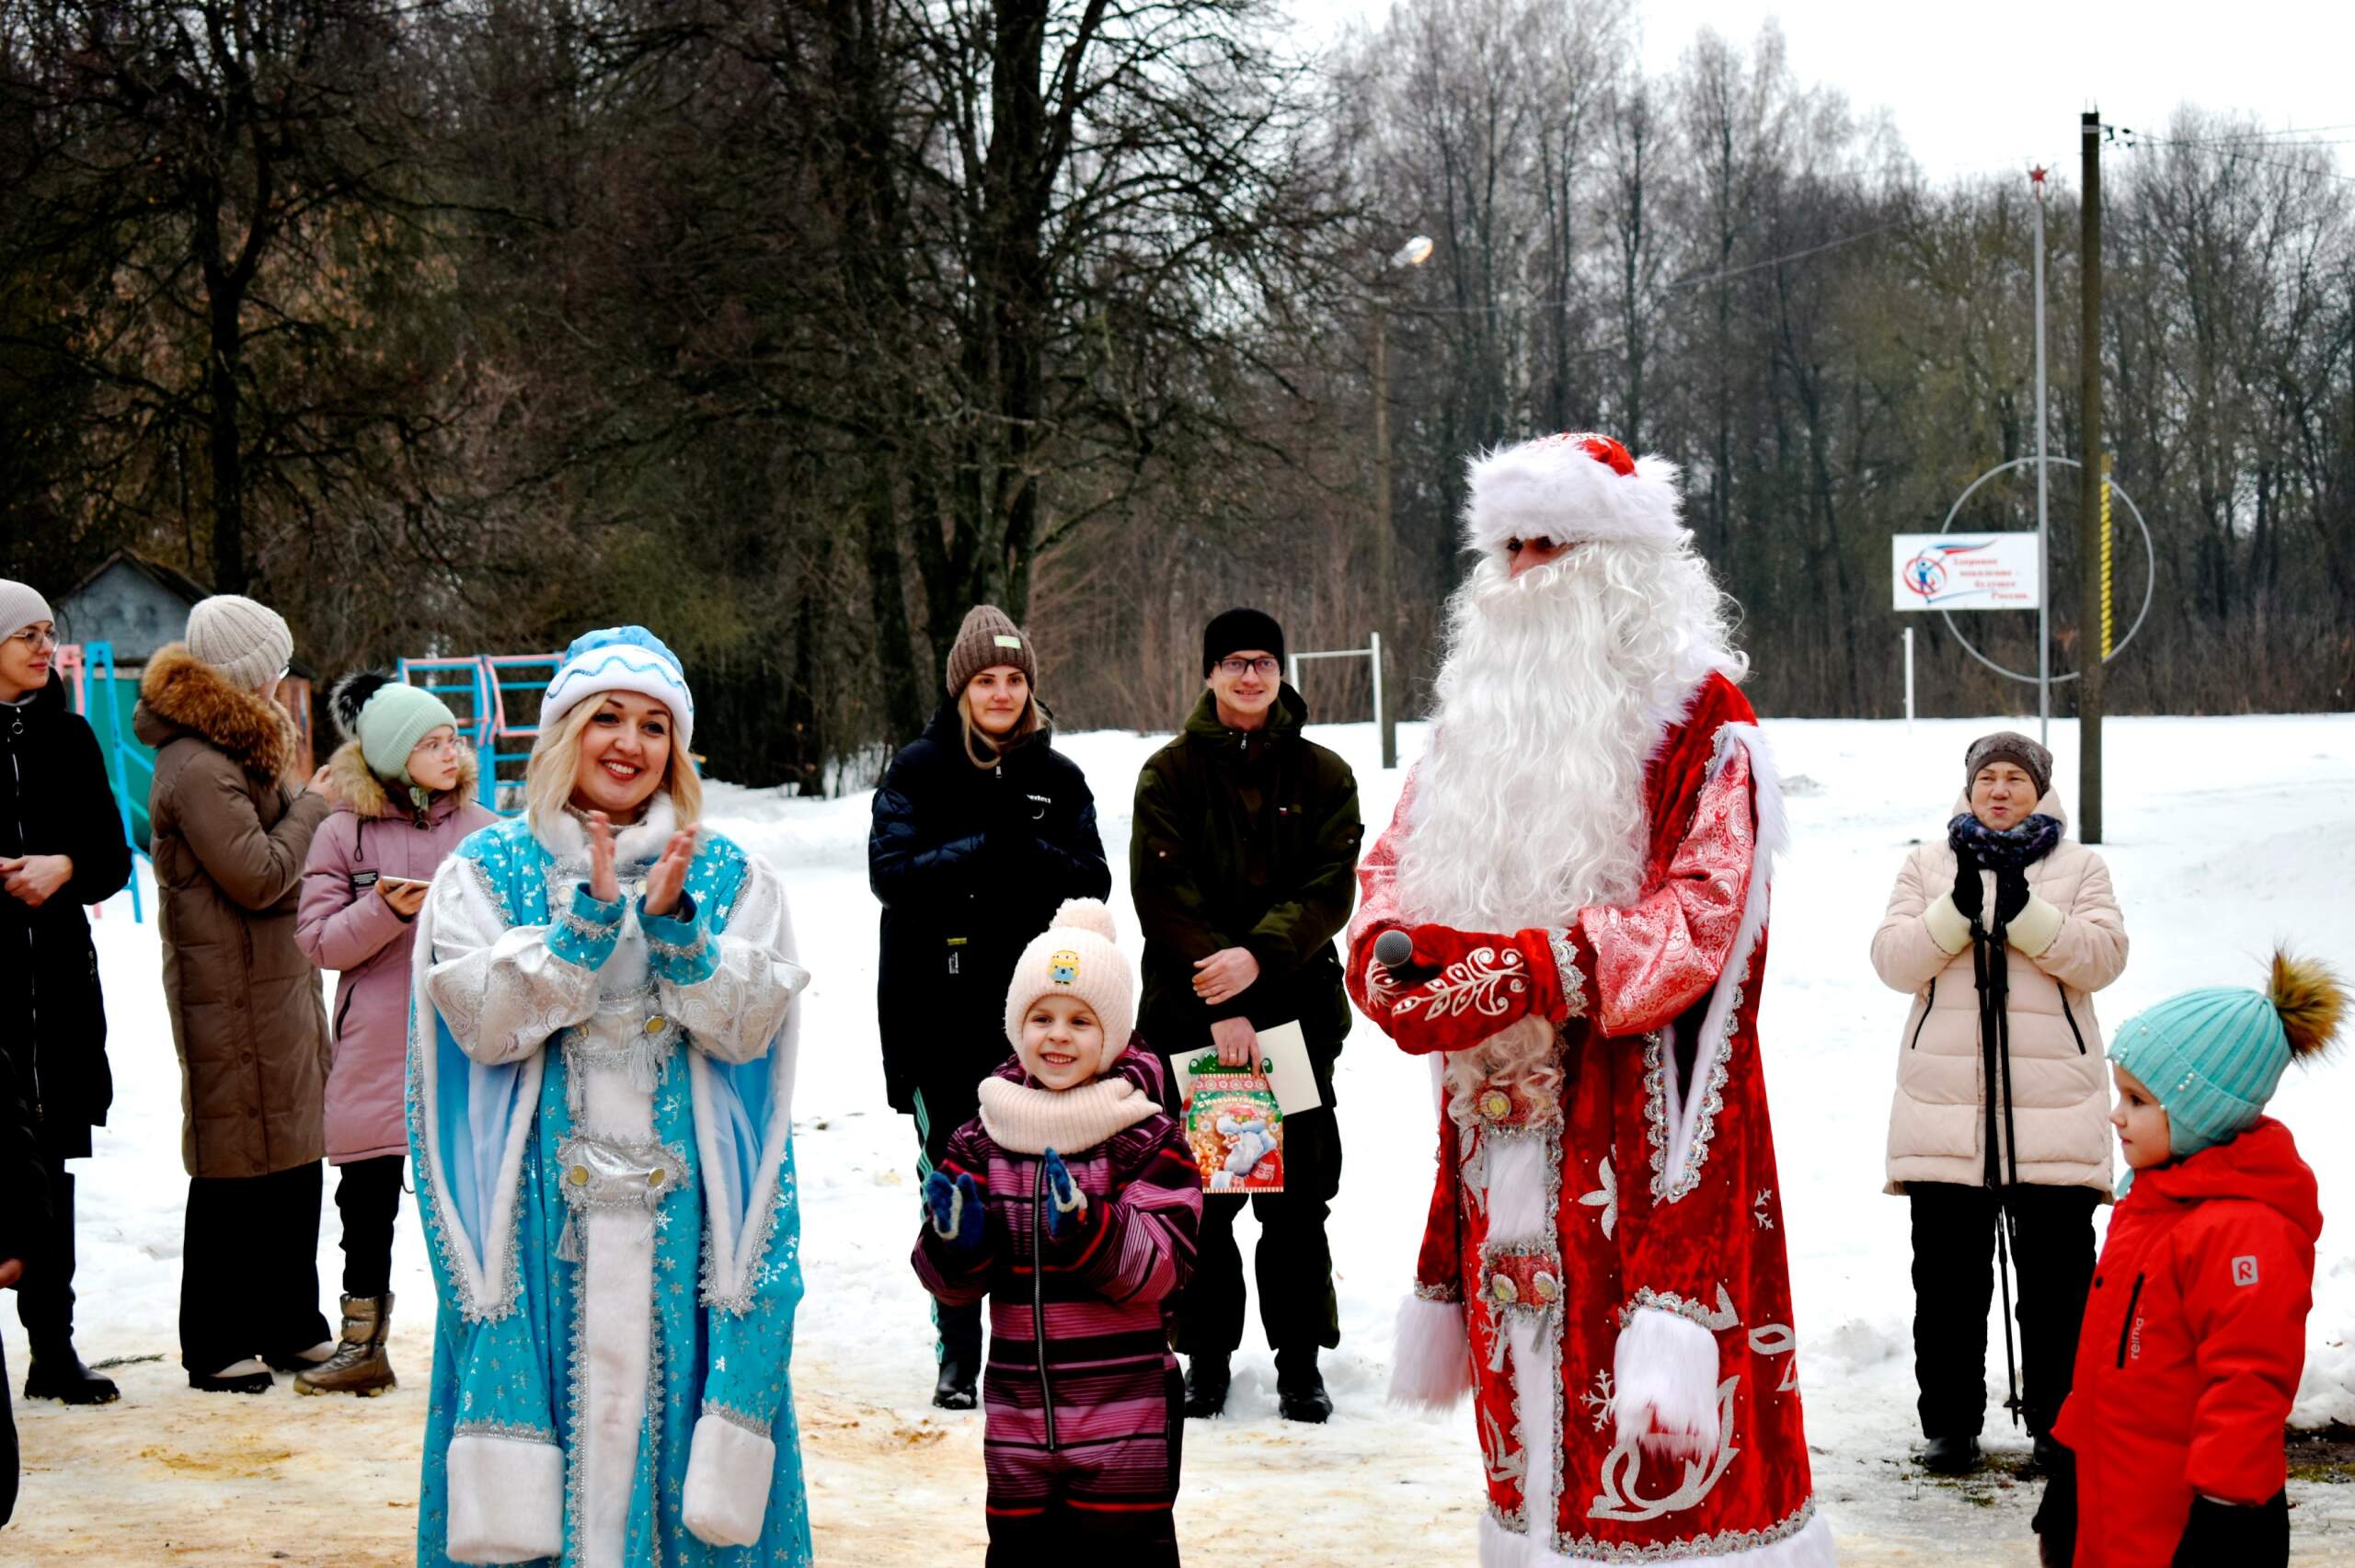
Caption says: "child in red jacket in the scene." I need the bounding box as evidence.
[2035,949,2344,1568]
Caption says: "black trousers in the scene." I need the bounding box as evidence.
[914,1083,983,1367]
[13,1156,76,1356]
[1174,1106,1342,1357]
[1910,1181,2098,1439]
[179,1161,331,1374]
[1,1336,17,1530]
[334,1156,404,1299]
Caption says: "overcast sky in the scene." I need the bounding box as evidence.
[1278,0,2355,187]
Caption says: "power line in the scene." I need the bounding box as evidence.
[1389,219,1901,317]
[2119,128,2355,185]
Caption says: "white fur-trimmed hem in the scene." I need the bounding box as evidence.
[444,1432,564,1564]
[1613,1308,1722,1462]
[1481,1509,1833,1566]
[683,1410,776,1547]
[1391,1293,1474,1409]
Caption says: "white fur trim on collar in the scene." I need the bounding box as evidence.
[534,795,680,864]
[1464,433,1685,554]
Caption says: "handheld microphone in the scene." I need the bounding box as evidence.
[1373,928,1415,971]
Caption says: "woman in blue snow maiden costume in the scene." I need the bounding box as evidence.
[406,626,813,1566]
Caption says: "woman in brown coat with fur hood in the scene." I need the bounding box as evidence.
[135,596,339,1393]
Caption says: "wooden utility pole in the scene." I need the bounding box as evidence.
[2078,110,2105,842]
[1371,293,1399,771]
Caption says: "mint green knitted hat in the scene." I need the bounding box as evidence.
[2110,951,2346,1162]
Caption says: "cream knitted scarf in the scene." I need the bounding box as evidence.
[977,1073,1160,1156]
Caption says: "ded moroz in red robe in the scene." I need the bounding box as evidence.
[1349,670,1830,1566]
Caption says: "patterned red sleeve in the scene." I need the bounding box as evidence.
[1573,740,1758,1038]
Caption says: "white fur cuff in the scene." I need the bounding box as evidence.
[2005,893,2063,956]
[1923,893,1973,956]
[684,1411,776,1548]
[444,1433,563,1564]
[1390,1293,1474,1409]
[1613,1307,1723,1463]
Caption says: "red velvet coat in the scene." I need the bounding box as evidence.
[1349,673,1824,1565]
[2051,1118,2319,1568]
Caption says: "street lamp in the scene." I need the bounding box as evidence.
[1372,233,1431,771]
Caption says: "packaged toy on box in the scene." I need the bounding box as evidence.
[1178,1054,1284,1193]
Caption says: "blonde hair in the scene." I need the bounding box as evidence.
[525,694,703,835]
[957,689,1041,770]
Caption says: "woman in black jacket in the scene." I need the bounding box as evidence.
[0,582,134,1405]
[868,605,1109,1408]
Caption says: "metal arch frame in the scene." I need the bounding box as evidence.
[1936,454,2155,685]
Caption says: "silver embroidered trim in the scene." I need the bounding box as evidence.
[1415,1280,1463,1303]
[1477,1239,1568,1320]
[1545,929,1588,1019]
[645,921,711,966]
[1643,955,1741,1207]
[1551,1496,1818,1562]
[1619,1284,1740,1333]
[553,1132,691,1215]
[452,1418,557,1445]
[461,853,516,928]
[706,1400,771,1439]
[701,1168,788,1319]
[555,901,623,946]
[408,1024,529,1326]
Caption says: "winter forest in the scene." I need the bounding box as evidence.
[3,0,2351,791]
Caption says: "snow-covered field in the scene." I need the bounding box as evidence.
[6,711,2355,1565]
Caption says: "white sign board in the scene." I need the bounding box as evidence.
[1891,532,2042,612]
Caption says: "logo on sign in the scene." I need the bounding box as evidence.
[2233,1255,2260,1288]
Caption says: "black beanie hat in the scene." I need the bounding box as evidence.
[1202,607,1286,678]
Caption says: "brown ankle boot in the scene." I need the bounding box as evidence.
[294,1293,396,1397]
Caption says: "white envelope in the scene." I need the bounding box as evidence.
[1170,1020,1324,1116]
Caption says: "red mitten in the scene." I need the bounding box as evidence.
[1382,924,1576,1056]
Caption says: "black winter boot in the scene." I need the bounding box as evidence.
[1275,1346,1332,1424]
[22,1345,119,1406]
[1921,1434,1982,1474]
[1182,1354,1231,1419]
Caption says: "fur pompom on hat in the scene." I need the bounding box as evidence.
[542,626,695,756]
[2111,947,2347,1163]
[330,671,461,785]
[1003,898,1137,1069]
[946,604,1036,696]
[1462,432,1686,555]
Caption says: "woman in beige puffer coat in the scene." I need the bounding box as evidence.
[1871,731,2127,1478]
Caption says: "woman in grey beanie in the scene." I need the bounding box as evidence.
[0,581,134,1404]
[135,595,343,1391]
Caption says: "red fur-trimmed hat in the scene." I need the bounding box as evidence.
[1462,432,1686,554]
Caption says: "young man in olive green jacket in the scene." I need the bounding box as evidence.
[1131,607,1362,1423]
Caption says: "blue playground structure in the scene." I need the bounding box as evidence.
[395,653,562,816]
[64,639,151,922]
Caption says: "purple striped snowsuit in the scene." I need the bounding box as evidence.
[913,1043,1202,1562]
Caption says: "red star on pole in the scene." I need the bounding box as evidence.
[2029,164,2048,200]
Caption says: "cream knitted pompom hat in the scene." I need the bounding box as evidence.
[1002,898,1137,1068]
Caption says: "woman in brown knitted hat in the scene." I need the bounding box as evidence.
[867,605,1112,1408]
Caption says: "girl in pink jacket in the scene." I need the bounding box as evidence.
[293,674,496,1395]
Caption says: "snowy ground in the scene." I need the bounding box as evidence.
[6,711,2355,1566]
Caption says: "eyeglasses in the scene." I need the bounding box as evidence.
[410,734,465,758]
[1216,656,1280,678]
[6,627,58,651]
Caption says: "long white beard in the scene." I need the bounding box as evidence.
[1396,542,1738,937]
[1406,541,1738,1129]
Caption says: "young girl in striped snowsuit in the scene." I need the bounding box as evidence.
[913,898,1201,1564]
